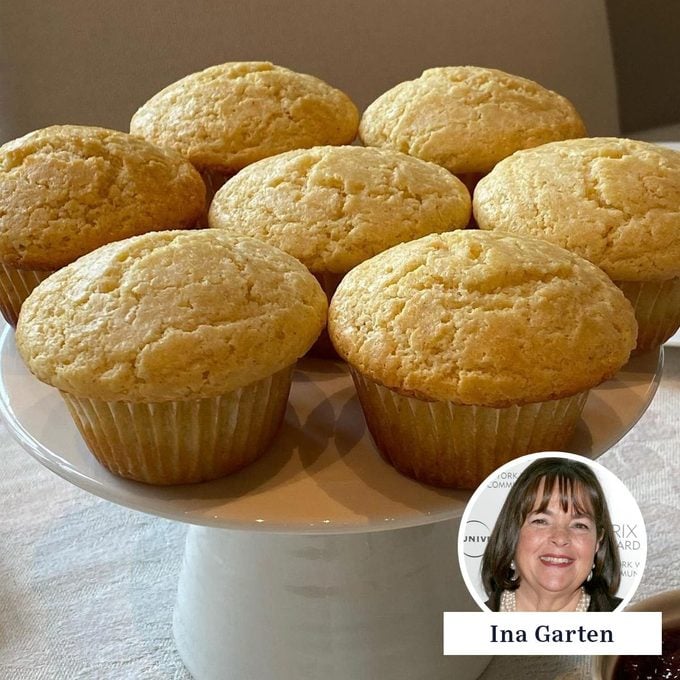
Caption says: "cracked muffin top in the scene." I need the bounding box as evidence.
[328,230,636,407]
[359,66,585,175]
[208,145,471,273]
[0,125,206,270]
[16,230,327,401]
[130,62,359,173]
[473,137,680,282]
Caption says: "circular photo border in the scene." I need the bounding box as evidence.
[457,451,647,612]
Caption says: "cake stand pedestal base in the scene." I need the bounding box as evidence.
[173,517,490,680]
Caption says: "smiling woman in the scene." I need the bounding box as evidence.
[481,457,622,612]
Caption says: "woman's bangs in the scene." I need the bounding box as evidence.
[532,473,596,519]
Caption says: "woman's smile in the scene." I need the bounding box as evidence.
[539,554,575,566]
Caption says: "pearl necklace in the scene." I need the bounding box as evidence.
[499,586,590,612]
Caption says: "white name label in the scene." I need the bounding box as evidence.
[443,612,661,656]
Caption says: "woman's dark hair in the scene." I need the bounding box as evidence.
[481,457,620,610]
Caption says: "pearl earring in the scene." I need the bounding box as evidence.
[586,564,594,582]
[510,560,519,582]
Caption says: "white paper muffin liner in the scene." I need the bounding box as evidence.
[616,278,680,351]
[0,263,54,327]
[60,365,294,485]
[350,369,589,489]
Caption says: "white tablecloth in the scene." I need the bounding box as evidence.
[1,342,679,679]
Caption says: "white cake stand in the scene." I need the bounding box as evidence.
[0,326,662,680]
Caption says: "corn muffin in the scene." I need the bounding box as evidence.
[130,61,359,197]
[208,144,471,355]
[359,65,585,190]
[0,125,205,326]
[328,230,637,489]
[16,230,327,485]
[474,137,680,350]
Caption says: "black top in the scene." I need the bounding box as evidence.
[484,590,622,612]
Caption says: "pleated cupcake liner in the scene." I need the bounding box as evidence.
[0,263,54,327]
[350,369,589,489]
[616,277,680,351]
[60,365,294,485]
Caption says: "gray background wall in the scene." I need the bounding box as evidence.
[606,0,680,135]
[0,0,620,143]
[2,1,679,144]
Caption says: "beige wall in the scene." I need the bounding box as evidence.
[0,0,618,144]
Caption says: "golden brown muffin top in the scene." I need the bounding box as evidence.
[0,125,206,270]
[474,137,680,281]
[329,230,636,407]
[208,145,471,273]
[130,61,359,173]
[359,66,585,175]
[17,230,327,401]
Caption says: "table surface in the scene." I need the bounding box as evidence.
[1,326,679,679]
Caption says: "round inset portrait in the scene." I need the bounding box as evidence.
[458,452,646,613]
